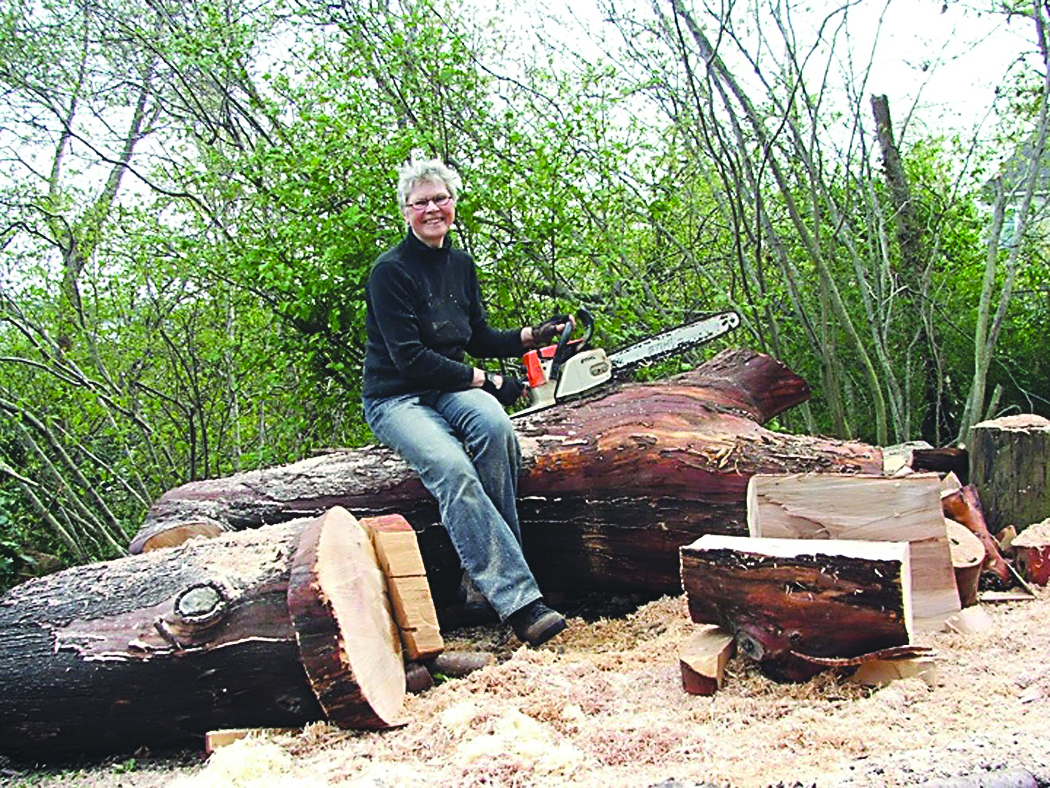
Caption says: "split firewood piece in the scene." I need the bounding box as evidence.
[747,473,960,629]
[681,534,914,682]
[848,656,938,688]
[1013,518,1050,586]
[947,520,985,608]
[679,625,736,696]
[288,507,407,730]
[361,514,443,660]
[941,485,1012,585]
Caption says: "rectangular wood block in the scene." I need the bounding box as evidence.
[681,534,912,660]
[747,473,960,630]
[361,514,443,660]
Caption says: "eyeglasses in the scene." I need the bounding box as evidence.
[407,194,453,211]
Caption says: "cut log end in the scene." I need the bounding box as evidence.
[288,507,406,729]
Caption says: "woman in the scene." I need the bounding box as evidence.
[362,159,568,647]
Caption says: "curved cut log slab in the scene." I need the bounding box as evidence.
[289,508,405,729]
[0,511,404,759]
[130,349,882,605]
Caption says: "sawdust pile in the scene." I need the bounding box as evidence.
[12,591,1050,788]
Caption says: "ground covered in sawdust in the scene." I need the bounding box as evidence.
[5,591,1050,788]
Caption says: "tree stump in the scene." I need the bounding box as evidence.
[969,415,1050,534]
[0,507,404,759]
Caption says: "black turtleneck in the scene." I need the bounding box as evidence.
[362,232,523,399]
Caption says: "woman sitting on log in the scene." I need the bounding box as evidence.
[362,158,568,647]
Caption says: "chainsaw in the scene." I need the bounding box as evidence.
[514,307,741,416]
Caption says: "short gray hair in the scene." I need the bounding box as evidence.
[396,159,462,207]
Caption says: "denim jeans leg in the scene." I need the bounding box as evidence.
[432,389,523,543]
[363,390,541,621]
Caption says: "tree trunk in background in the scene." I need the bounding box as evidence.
[969,415,1050,534]
[871,94,938,444]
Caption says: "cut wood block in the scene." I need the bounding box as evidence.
[941,484,1012,581]
[947,520,984,608]
[681,534,913,681]
[1013,518,1050,586]
[747,473,960,630]
[361,515,443,660]
[205,728,299,753]
[848,656,937,688]
[679,625,736,696]
[944,605,994,634]
[288,508,407,730]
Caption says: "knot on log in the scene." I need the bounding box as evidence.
[155,582,231,648]
[174,582,230,628]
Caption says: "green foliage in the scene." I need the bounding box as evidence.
[0,0,1047,579]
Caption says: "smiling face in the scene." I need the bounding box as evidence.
[403,178,456,248]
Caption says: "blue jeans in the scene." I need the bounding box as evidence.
[363,388,542,621]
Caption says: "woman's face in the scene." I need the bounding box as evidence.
[403,179,456,248]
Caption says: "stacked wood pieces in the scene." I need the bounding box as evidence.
[746,473,960,630]
[361,514,443,661]
[940,483,1012,585]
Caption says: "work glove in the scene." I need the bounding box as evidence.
[530,313,572,347]
[482,372,526,406]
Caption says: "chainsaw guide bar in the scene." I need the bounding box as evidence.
[607,311,741,374]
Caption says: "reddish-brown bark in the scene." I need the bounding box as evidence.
[130,349,882,606]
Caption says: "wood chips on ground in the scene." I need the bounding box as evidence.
[5,590,1050,788]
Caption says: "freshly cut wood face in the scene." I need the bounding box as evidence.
[679,625,736,696]
[747,473,959,629]
[288,507,406,729]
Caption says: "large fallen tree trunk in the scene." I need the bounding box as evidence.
[130,349,883,608]
[0,508,405,759]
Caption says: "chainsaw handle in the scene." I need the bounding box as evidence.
[549,308,594,381]
[574,308,594,345]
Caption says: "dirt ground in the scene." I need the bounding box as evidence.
[3,588,1049,788]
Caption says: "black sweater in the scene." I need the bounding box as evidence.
[362,232,523,399]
